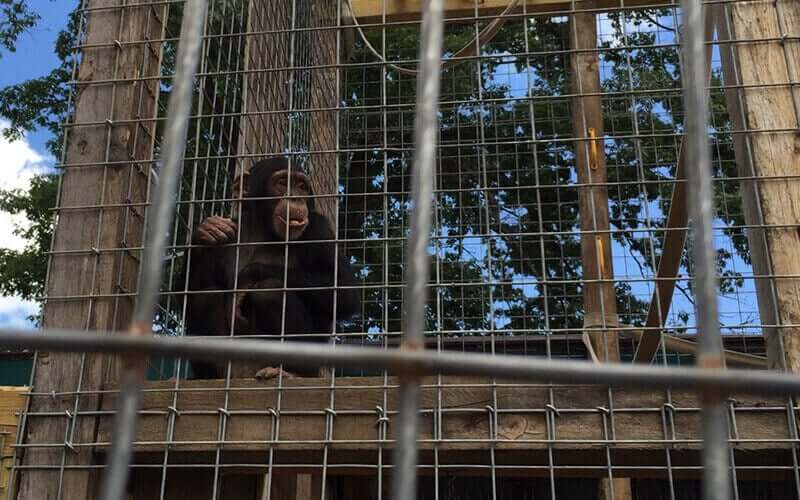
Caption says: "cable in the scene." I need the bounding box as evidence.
[345,0,522,76]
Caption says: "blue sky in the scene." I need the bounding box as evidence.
[0,1,75,152]
[0,1,75,328]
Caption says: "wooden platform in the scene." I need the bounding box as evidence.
[96,377,796,456]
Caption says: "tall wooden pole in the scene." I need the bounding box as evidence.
[716,0,800,372]
[570,4,621,362]
[16,2,164,499]
[570,5,630,498]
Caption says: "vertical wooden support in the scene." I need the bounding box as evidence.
[598,477,633,500]
[272,472,323,500]
[569,3,621,362]
[717,0,800,371]
[308,0,342,224]
[235,0,340,224]
[571,5,629,498]
[17,1,164,498]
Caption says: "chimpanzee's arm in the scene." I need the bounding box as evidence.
[184,222,236,337]
[292,213,360,322]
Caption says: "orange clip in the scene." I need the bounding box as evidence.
[588,127,598,171]
[596,235,605,278]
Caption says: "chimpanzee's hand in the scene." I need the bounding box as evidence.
[195,216,237,245]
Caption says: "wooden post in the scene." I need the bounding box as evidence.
[716,0,800,371]
[16,1,164,498]
[235,0,340,224]
[569,3,621,362]
[308,0,342,224]
[570,5,629,498]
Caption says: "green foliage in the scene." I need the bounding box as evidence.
[0,3,752,335]
[0,175,57,303]
[0,0,39,57]
[343,11,748,336]
[0,4,79,157]
[0,3,79,320]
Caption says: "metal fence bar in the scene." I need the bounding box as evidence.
[97,1,209,499]
[391,0,445,498]
[3,327,800,395]
[681,0,732,498]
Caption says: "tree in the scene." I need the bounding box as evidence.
[0,3,79,321]
[342,11,748,338]
[0,0,38,57]
[0,2,751,338]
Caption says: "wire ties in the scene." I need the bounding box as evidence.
[375,405,389,426]
[65,441,78,454]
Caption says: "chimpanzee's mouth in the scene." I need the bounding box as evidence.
[277,216,308,228]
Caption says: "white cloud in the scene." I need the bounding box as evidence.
[0,120,53,329]
[0,120,50,252]
[0,296,38,329]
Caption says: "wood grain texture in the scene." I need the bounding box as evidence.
[93,377,794,454]
[17,2,164,498]
[0,387,28,499]
[570,5,620,361]
[723,0,800,372]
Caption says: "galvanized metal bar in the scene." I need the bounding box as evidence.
[681,0,731,498]
[98,1,209,499]
[5,327,800,395]
[392,0,445,498]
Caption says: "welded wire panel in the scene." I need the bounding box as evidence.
[5,0,800,499]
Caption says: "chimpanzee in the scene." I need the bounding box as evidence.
[185,157,359,379]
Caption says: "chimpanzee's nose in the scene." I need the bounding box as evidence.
[288,202,308,223]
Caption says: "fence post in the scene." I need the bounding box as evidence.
[16,1,164,498]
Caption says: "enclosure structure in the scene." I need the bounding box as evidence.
[4,0,800,499]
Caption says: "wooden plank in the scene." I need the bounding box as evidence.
[632,145,689,363]
[0,387,28,500]
[720,0,800,372]
[17,2,164,499]
[95,377,794,454]
[629,330,767,368]
[569,3,620,361]
[350,0,670,23]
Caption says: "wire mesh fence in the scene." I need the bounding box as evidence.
[2,0,800,499]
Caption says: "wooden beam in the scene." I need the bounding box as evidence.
[16,2,164,499]
[94,377,793,454]
[717,0,800,372]
[628,330,767,368]
[632,8,715,364]
[350,0,670,23]
[570,2,620,362]
[633,143,688,363]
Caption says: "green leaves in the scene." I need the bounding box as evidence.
[0,0,39,57]
[0,174,57,303]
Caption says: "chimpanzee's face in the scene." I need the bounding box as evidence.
[268,169,311,240]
